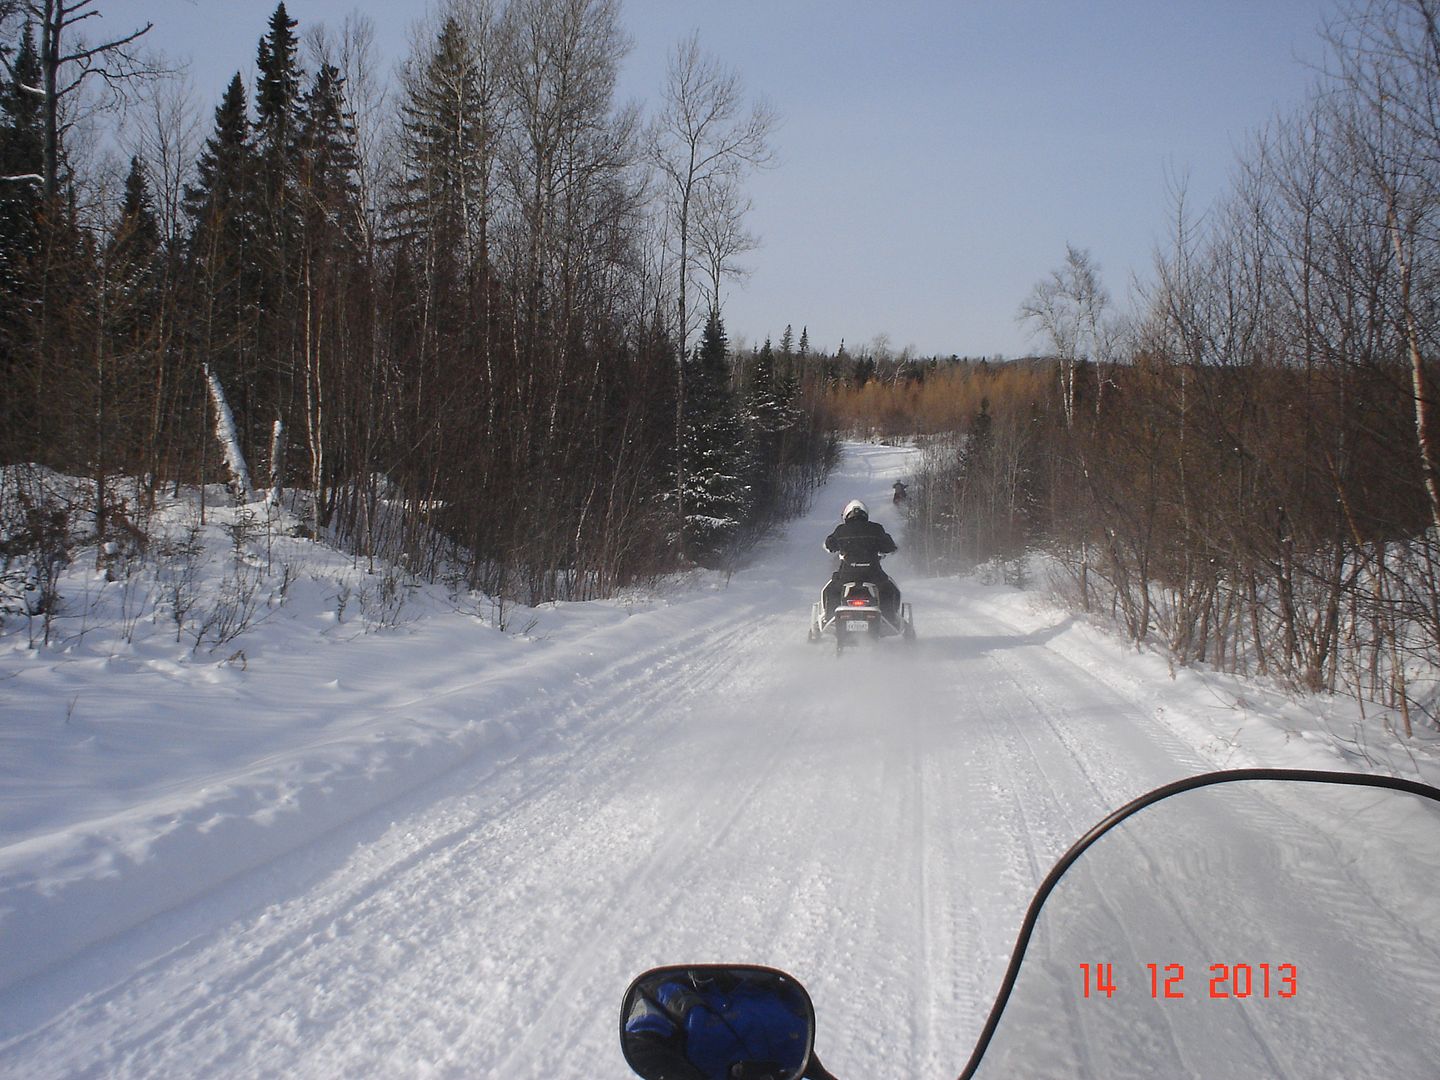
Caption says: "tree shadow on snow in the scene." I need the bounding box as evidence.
[906,616,1077,662]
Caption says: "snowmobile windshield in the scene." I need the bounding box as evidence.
[962,772,1440,1079]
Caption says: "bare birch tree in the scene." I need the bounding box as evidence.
[647,32,772,552]
[1017,244,1110,428]
[648,31,773,355]
[691,171,756,317]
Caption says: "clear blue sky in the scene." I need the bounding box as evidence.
[119,0,1339,357]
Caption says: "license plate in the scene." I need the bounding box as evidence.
[845,620,870,632]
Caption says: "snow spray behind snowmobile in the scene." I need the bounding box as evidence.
[618,769,1440,1080]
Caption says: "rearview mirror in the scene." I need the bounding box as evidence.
[620,965,816,1080]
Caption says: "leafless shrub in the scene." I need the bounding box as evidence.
[192,560,265,651]
[356,567,416,631]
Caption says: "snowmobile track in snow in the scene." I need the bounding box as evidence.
[6,443,1429,1079]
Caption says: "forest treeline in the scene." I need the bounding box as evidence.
[7,0,1439,731]
[826,0,1440,727]
[0,0,833,610]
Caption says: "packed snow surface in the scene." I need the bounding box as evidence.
[2,443,1437,1078]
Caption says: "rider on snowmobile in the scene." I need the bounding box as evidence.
[823,499,900,623]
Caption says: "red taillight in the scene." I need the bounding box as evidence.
[847,598,870,606]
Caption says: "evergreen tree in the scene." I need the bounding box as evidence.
[254,2,302,222]
[389,11,505,506]
[744,337,792,441]
[107,156,163,366]
[185,72,257,289]
[0,22,44,459]
[102,156,164,474]
[299,63,361,248]
[296,61,366,526]
[185,74,253,228]
[252,2,304,309]
[395,18,488,247]
[0,18,96,474]
[0,22,43,189]
[747,338,777,411]
[110,156,161,274]
[185,72,263,457]
[248,4,306,469]
[393,9,502,361]
[680,308,750,563]
[742,336,802,525]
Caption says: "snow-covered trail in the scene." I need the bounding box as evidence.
[0,444,1386,1078]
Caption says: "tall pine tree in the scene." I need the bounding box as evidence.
[393,12,502,367]
[297,60,366,526]
[742,336,793,523]
[0,23,44,460]
[109,156,161,278]
[100,156,164,478]
[185,74,253,230]
[254,2,302,237]
[299,64,360,240]
[680,308,749,563]
[185,72,263,463]
[113,153,182,488]
[252,3,305,468]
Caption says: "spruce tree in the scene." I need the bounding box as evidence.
[100,156,164,474]
[255,2,302,222]
[299,63,361,248]
[393,11,500,321]
[110,156,161,274]
[391,13,503,482]
[185,72,262,457]
[0,23,43,459]
[680,308,750,563]
[107,155,162,365]
[742,336,800,525]
[248,3,306,469]
[0,19,94,473]
[252,2,304,298]
[0,22,43,189]
[296,61,365,526]
[396,18,483,243]
[186,74,253,228]
[746,339,778,416]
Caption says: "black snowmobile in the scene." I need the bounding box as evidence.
[808,499,915,652]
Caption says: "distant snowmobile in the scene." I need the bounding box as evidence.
[808,499,915,652]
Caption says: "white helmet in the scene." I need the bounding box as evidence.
[843,499,868,522]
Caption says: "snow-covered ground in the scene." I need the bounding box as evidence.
[1,443,1437,1078]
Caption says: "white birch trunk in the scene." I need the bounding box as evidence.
[203,364,252,501]
[268,419,285,508]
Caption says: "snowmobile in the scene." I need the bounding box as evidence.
[807,555,914,652]
[618,769,1440,1080]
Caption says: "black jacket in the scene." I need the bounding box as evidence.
[824,518,897,566]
